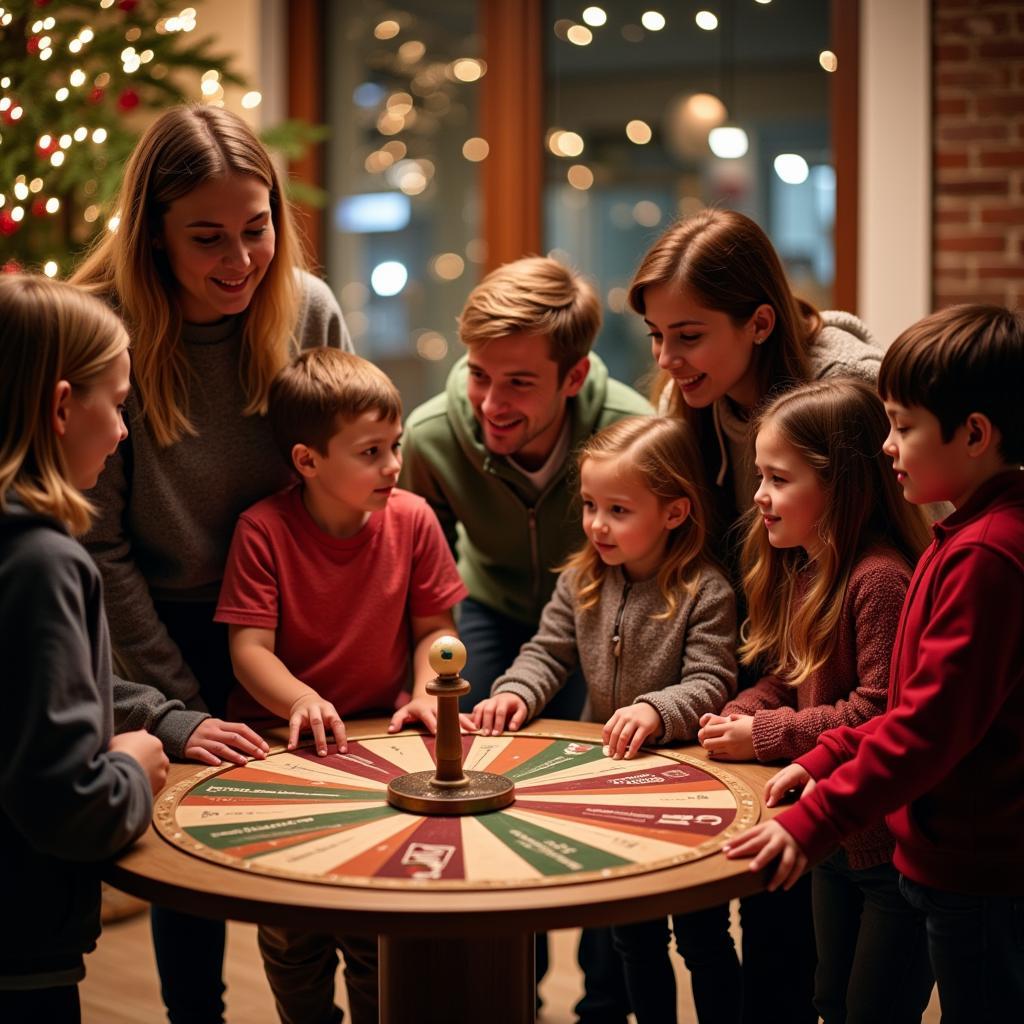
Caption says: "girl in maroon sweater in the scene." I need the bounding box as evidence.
[698,378,935,1024]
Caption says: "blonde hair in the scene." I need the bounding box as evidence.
[71,104,307,447]
[268,349,402,464]
[0,275,129,535]
[739,378,931,685]
[562,417,712,619]
[629,209,820,419]
[459,256,602,379]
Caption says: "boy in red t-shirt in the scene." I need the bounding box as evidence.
[723,305,1024,1023]
[215,348,467,1024]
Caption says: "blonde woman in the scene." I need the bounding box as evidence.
[71,105,351,1022]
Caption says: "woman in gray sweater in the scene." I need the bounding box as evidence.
[70,105,351,1024]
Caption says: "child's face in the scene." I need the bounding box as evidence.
[58,348,131,491]
[580,456,689,582]
[159,171,276,324]
[466,333,588,469]
[753,421,828,556]
[882,400,964,506]
[643,284,772,411]
[304,412,403,520]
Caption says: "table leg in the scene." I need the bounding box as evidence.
[379,931,535,1023]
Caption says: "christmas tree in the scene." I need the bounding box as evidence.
[0,0,281,276]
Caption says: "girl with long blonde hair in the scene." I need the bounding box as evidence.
[70,104,350,1021]
[473,415,740,1024]
[0,275,170,1022]
[699,378,934,1024]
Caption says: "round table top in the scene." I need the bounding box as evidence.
[106,719,780,937]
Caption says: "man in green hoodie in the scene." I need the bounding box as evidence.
[401,256,652,714]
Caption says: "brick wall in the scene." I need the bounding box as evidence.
[933,0,1024,310]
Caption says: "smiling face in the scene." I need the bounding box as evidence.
[465,333,589,470]
[580,454,689,582]
[298,411,404,537]
[57,347,131,491]
[159,171,276,324]
[643,283,774,411]
[752,420,828,556]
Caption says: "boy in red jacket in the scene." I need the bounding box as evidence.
[723,304,1024,1023]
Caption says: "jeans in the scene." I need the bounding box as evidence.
[900,875,1024,1023]
[611,902,741,1024]
[149,600,235,1024]
[739,874,817,1024]
[457,596,587,719]
[257,925,378,1024]
[812,850,933,1024]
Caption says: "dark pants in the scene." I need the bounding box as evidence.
[0,985,81,1024]
[611,902,741,1024]
[900,875,1024,1024]
[812,850,933,1024]
[150,600,234,1024]
[739,874,817,1024]
[458,598,630,1019]
[257,924,378,1024]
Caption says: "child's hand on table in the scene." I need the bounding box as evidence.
[602,703,663,760]
[185,718,270,766]
[763,763,815,807]
[723,820,809,892]
[698,712,755,760]
[288,693,346,756]
[110,729,170,794]
[471,693,529,736]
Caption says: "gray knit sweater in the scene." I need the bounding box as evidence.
[492,563,737,744]
[84,271,350,754]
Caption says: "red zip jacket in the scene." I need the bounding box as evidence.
[778,470,1024,895]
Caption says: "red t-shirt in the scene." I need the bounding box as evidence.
[215,485,467,723]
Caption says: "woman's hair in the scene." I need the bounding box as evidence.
[71,104,307,447]
[562,416,712,619]
[629,209,821,418]
[739,377,931,685]
[0,275,129,535]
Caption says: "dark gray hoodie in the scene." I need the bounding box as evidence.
[0,499,153,987]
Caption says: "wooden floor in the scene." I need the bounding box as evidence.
[80,899,941,1023]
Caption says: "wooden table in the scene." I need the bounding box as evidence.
[106,718,779,1023]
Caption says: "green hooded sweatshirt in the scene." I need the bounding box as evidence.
[400,353,653,626]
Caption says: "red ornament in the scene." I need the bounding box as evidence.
[32,199,48,217]
[2,260,22,274]
[117,88,140,111]
[118,0,139,10]
[89,87,105,105]
[35,136,58,157]
[34,0,51,7]
[0,211,18,237]
[26,35,41,54]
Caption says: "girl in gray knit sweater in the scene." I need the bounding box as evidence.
[472,415,737,750]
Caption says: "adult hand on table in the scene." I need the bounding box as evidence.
[110,729,170,794]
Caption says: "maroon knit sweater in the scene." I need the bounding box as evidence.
[723,548,912,869]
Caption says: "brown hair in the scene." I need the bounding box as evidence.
[71,104,307,447]
[739,377,931,685]
[629,209,821,417]
[562,416,712,619]
[459,256,602,379]
[0,275,129,535]
[879,303,1024,463]
[268,348,401,465]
